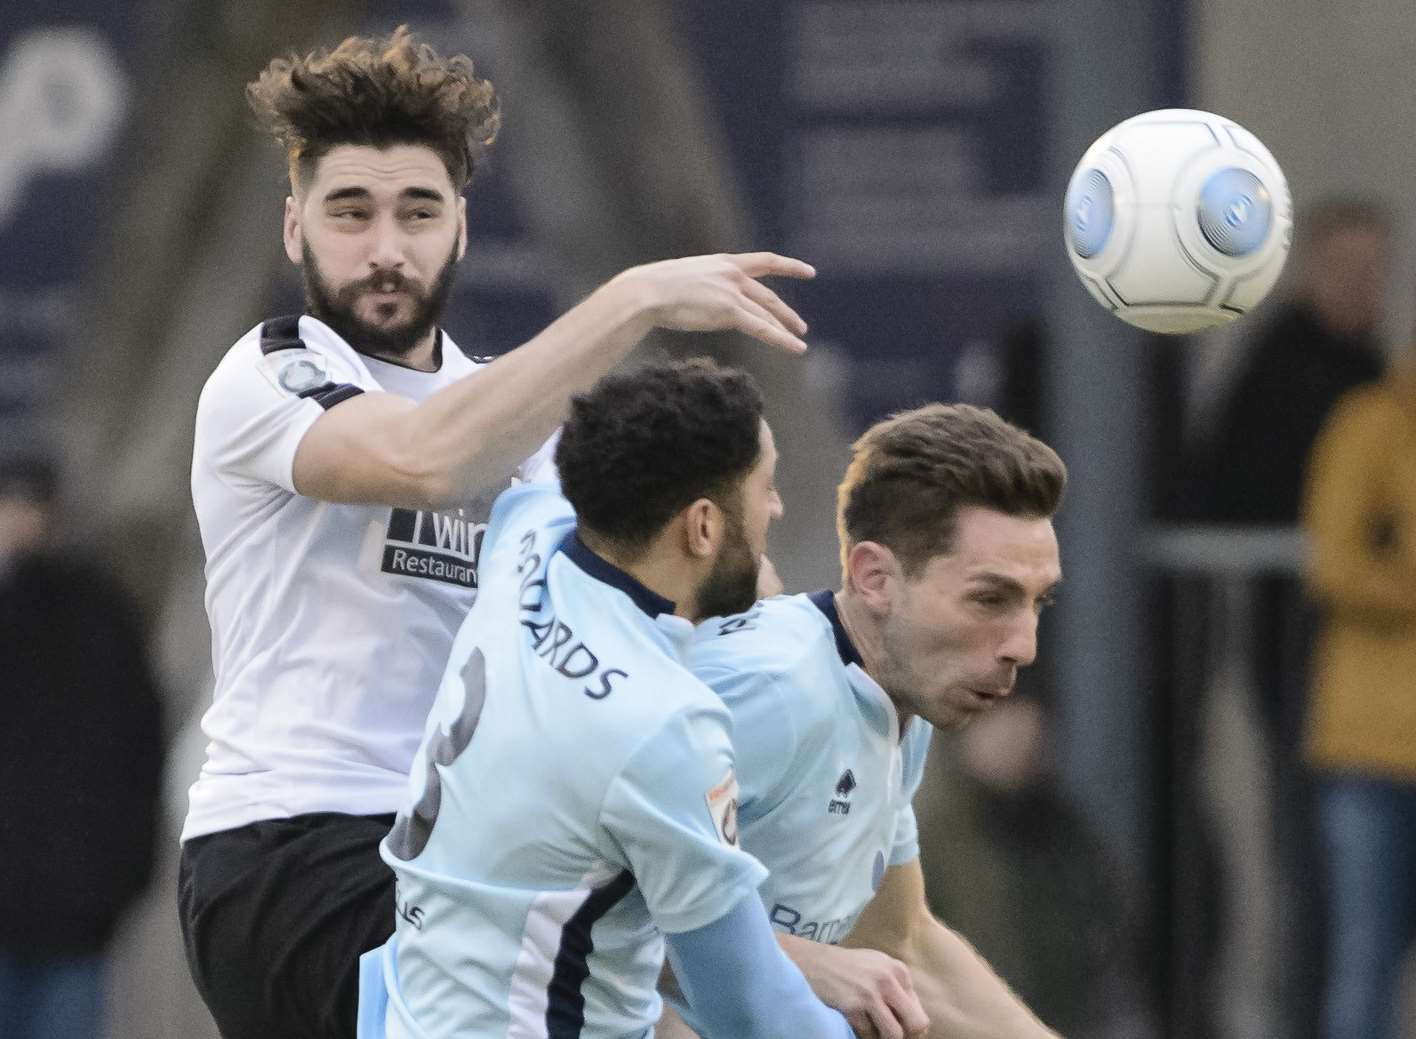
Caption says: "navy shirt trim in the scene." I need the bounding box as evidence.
[559,531,677,619]
[260,315,446,371]
[298,382,364,410]
[807,589,865,669]
[545,870,637,1038]
[259,315,304,355]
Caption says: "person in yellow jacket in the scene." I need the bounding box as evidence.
[1303,357,1416,1039]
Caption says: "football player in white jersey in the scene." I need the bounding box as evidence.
[359,359,860,1039]
[179,26,814,1039]
[678,404,1067,1039]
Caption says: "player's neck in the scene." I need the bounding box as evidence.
[405,328,440,371]
[834,590,885,680]
[576,528,694,619]
[835,590,916,735]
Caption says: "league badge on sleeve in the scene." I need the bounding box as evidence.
[258,349,330,396]
[705,769,740,847]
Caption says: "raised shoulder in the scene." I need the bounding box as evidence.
[689,594,847,817]
[691,593,834,681]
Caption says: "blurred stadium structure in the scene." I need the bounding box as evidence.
[3,1,1415,1036]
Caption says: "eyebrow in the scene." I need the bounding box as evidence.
[968,572,1061,597]
[322,186,447,204]
[323,187,371,204]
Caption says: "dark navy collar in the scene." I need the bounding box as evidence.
[559,530,677,619]
[808,589,864,669]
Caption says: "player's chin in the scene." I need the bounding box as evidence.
[938,691,1001,728]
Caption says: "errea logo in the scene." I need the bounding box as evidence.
[828,769,856,815]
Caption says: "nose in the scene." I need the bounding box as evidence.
[367,212,407,271]
[999,610,1038,669]
[768,488,784,522]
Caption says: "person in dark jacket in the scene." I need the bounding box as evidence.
[1206,196,1390,524]
[0,455,165,1039]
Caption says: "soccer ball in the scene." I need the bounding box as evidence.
[1063,108,1292,334]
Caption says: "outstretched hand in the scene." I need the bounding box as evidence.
[781,935,931,1039]
[612,252,816,354]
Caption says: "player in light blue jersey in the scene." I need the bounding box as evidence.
[358,360,857,1039]
[684,404,1068,1039]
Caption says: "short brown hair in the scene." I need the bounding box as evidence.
[247,25,498,192]
[836,403,1066,577]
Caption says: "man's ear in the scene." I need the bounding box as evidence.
[680,498,723,561]
[283,196,303,265]
[844,541,901,618]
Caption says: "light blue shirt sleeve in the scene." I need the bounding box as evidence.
[889,721,934,866]
[599,705,769,934]
[666,893,856,1039]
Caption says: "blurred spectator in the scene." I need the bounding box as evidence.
[1206,196,1391,525]
[1195,195,1393,1035]
[0,456,166,1039]
[1303,356,1416,1039]
[918,695,1152,1037]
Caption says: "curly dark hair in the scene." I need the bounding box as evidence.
[837,403,1066,577]
[246,25,498,192]
[556,359,765,556]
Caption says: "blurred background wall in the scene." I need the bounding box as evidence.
[3,1,1416,1036]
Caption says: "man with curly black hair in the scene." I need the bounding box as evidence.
[180,26,813,1039]
[363,358,867,1039]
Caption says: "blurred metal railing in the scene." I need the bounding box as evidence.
[1138,524,1315,1039]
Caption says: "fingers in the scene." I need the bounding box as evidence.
[741,277,808,337]
[627,252,814,351]
[847,1010,884,1039]
[733,303,808,355]
[725,251,817,281]
[861,995,905,1039]
[881,970,929,1039]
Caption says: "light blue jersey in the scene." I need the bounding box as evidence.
[689,591,933,944]
[364,484,767,1039]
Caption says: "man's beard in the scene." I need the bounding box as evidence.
[694,506,761,621]
[301,239,459,361]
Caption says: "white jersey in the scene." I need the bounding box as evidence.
[369,483,765,1039]
[184,315,555,841]
[689,591,933,943]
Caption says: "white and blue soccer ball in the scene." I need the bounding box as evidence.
[1063,108,1292,334]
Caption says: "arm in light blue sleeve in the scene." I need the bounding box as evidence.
[665,893,857,1039]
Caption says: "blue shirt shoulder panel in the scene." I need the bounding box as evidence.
[690,594,844,815]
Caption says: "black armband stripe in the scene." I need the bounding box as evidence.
[297,383,364,410]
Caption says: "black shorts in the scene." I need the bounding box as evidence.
[178,812,396,1039]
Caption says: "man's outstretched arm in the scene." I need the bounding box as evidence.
[293,252,814,509]
[843,858,1061,1039]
